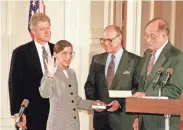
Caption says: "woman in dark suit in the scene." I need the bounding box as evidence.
[39,40,101,130]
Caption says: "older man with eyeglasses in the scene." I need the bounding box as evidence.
[133,18,183,130]
[84,25,142,130]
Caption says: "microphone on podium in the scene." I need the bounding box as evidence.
[16,99,29,123]
[161,68,173,88]
[156,68,173,98]
[153,67,165,88]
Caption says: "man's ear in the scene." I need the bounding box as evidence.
[117,34,122,43]
[161,30,167,38]
[31,27,37,35]
[31,29,35,35]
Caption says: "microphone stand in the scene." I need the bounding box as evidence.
[163,82,170,130]
[157,68,173,130]
[160,78,170,130]
[164,114,171,130]
[153,67,165,98]
[158,87,162,99]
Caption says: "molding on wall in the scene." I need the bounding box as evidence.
[90,29,103,39]
[170,1,176,45]
[1,117,14,127]
[64,1,92,130]
[126,1,142,55]
[104,1,110,28]
[0,1,2,124]
[135,1,142,56]
[150,0,154,19]
[110,1,114,25]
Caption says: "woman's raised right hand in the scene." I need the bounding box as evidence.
[45,56,57,78]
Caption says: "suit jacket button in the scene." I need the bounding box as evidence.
[71,100,74,103]
[73,108,76,111]
[69,84,71,87]
[74,116,76,119]
[70,92,73,95]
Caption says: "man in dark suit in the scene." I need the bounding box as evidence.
[84,25,141,130]
[133,18,183,130]
[8,13,54,130]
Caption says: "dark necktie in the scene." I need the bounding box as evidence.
[107,55,115,88]
[147,51,156,76]
[42,46,48,71]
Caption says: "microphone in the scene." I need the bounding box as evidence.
[153,67,165,88]
[16,99,29,123]
[161,68,173,88]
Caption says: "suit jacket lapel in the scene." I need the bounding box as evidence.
[145,53,166,88]
[99,53,108,87]
[28,41,43,75]
[28,41,53,76]
[141,49,152,85]
[144,42,172,89]
[61,69,70,84]
[110,49,129,90]
[48,42,54,55]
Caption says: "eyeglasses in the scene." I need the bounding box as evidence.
[100,35,120,44]
[58,51,75,57]
[144,33,160,40]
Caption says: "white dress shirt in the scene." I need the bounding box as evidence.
[154,40,168,64]
[34,40,52,74]
[63,69,68,79]
[105,47,124,77]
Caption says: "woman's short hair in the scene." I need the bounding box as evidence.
[54,40,73,53]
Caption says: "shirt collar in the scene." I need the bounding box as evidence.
[34,40,49,50]
[156,40,168,54]
[108,47,123,62]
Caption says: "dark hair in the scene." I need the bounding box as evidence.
[145,18,170,36]
[54,40,73,53]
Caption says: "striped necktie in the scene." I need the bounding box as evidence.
[107,55,115,88]
[147,51,156,76]
[42,46,48,71]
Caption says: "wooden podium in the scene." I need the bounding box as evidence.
[126,97,183,130]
